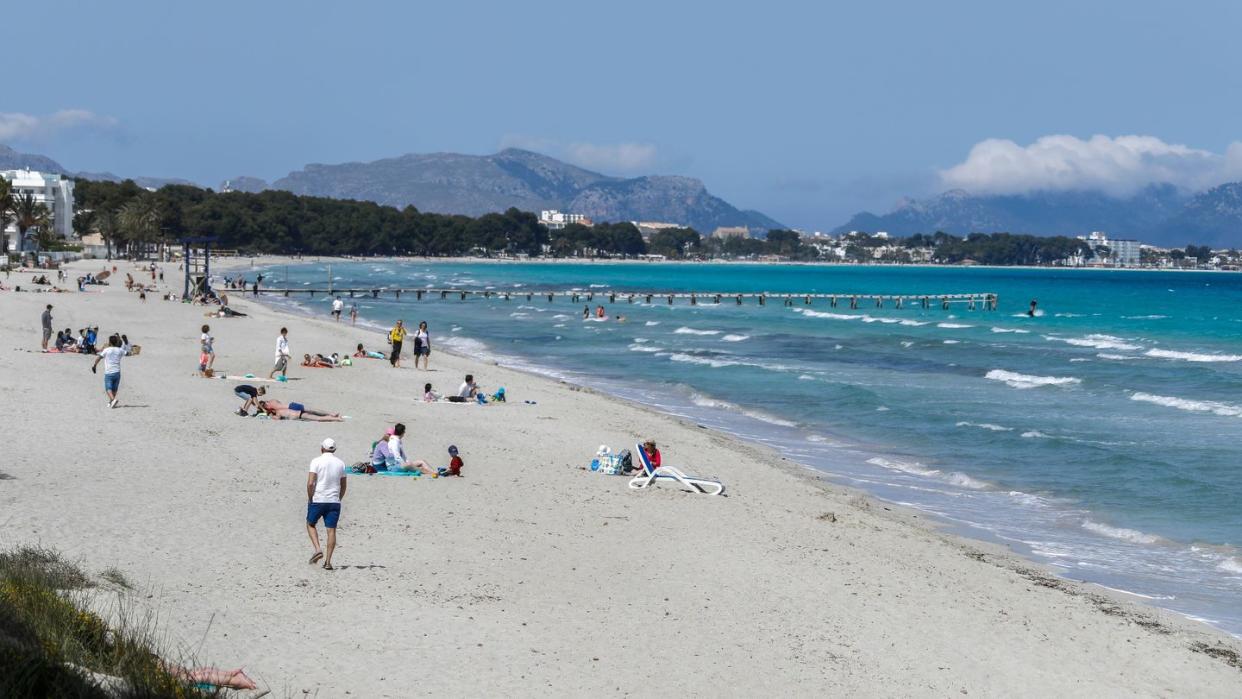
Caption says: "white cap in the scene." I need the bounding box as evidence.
[321,438,336,452]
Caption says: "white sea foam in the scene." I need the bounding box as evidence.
[1097,353,1140,361]
[946,472,990,490]
[985,369,1081,389]
[900,341,914,348]
[689,393,798,427]
[1144,348,1242,362]
[899,319,930,326]
[674,327,721,336]
[797,374,815,381]
[721,334,750,342]
[1048,334,1141,351]
[589,284,609,288]
[1218,558,1242,574]
[867,457,940,477]
[937,322,973,329]
[1123,314,1168,320]
[667,353,739,368]
[991,327,1031,334]
[1069,358,1091,362]
[551,314,571,320]
[645,321,660,326]
[943,340,961,344]
[801,310,862,320]
[628,344,662,353]
[956,421,1014,432]
[1082,519,1161,545]
[1130,392,1242,418]
[1021,430,1052,439]
[691,393,738,410]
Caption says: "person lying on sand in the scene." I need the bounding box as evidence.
[302,353,335,368]
[257,399,343,422]
[354,343,386,360]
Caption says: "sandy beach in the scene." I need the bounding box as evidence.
[1,258,1240,697]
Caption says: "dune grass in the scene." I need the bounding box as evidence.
[0,546,208,698]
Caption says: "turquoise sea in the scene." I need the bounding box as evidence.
[256,261,1242,635]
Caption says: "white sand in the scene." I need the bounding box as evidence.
[2,259,1240,697]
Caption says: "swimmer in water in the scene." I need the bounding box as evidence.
[1028,299,1038,317]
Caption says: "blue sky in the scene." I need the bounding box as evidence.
[5,0,1242,229]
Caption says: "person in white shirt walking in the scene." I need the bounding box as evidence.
[91,335,126,408]
[306,438,347,570]
[269,327,290,380]
[331,296,343,322]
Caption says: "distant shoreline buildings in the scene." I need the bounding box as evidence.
[1,169,75,252]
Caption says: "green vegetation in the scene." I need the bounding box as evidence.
[0,546,204,698]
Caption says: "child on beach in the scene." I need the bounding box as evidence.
[234,384,266,416]
[437,445,463,477]
[423,383,440,402]
[200,324,215,376]
[91,334,126,409]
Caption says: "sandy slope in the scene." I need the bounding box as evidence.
[0,259,1239,697]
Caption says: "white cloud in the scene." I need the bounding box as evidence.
[499,135,658,173]
[939,134,1242,196]
[0,109,119,142]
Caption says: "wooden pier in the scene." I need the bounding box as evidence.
[249,288,999,310]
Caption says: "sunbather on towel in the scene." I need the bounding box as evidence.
[302,353,335,368]
[258,399,343,421]
[354,343,386,360]
[384,423,431,473]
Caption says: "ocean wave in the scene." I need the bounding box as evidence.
[867,457,940,477]
[628,344,662,353]
[1144,348,1242,362]
[1219,558,1242,574]
[674,327,721,336]
[797,374,815,381]
[690,393,737,410]
[1130,392,1242,418]
[900,341,914,348]
[991,327,1031,334]
[1048,334,1141,351]
[985,369,1081,389]
[937,322,973,329]
[956,421,1014,432]
[668,353,740,368]
[1021,430,1052,439]
[800,310,862,320]
[1097,353,1140,361]
[690,393,798,426]
[645,321,660,326]
[1082,519,1161,545]
[943,339,961,344]
[946,472,991,490]
[1123,314,1168,320]
[721,334,750,342]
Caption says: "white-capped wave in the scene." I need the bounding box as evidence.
[721,334,750,342]
[801,310,862,320]
[628,344,662,353]
[1048,334,1140,351]
[690,393,798,427]
[956,421,1014,432]
[899,319,930,326]
[1021,430,1051,439]
[1218,558,1242,574]
[645,321,660,326]
[946,473,990,490]
[943,340,961,344]
[674,327,721,336]
[1082,519,1161,545]
[991,327,1031,334]
[1144,348,1242,362]
[900,341,914,348]
[985,369,1081,389]
[690,393,738,410]
[1123,314,1168,320]
[938,322,973,329]
[797,374,815,381]
[1097,353,1140,361]
[667,353,739,368]
[1130,392,1242,418]
[867,457,940,477]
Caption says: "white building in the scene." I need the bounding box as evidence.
[1077,231,1142,267]
[539,210,591,230]
[1,169,75,251]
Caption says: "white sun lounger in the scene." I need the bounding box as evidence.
[627,443,724,495]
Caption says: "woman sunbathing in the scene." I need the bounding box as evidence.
[257,399,343,421]
[354,343,386,360]
[302,353,335,368]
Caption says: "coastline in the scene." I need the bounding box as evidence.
[2,258,1239,695]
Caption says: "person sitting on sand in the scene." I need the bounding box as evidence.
[423,382,440,402]
[448,374,479,403]
[371,427,395,471]
[641,440,662,470]
[384,423,431,473]
[437,444,463,477]
[234,384,266,416]
[257,399,344,422]
[354,343,386,360]
[54,330,70,351]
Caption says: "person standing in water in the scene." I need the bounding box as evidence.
[1028,299,1038,317]
[349,303,358,326]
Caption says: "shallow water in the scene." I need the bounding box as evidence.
[251,261,1242,635]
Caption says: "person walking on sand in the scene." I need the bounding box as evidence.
[40,304,53,351]
[388,320,406,368]
[306,438,346,570]
[331,296,343,322]
[91,334,126,408]
[413,320,431,370]
[199,324,216,375]
[269,327,290,379]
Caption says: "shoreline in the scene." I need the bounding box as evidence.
[2,258,1239,695]
[244,257,1242,639]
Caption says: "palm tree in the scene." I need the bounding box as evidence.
[117,197,161,259]
[11,192,51,254]
[92,210,123,261]
[0,179,13,258]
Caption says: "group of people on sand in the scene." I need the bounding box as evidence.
[385,319,431,369]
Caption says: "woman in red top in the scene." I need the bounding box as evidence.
[642,440,661,470]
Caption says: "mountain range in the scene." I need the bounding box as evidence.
[237,149,786,233]
[0,145,193,190]
[834,184,1242,248]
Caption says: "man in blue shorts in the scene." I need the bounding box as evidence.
[306,438,347,570]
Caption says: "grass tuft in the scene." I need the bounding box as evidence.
[99,567,132,590]
[0,546,208,698]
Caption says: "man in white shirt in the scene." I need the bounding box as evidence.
[306,438,347,570]
[269,327,290,380]
[91,334,126,408]
[331,296,343,321]
[458,374,478,399]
